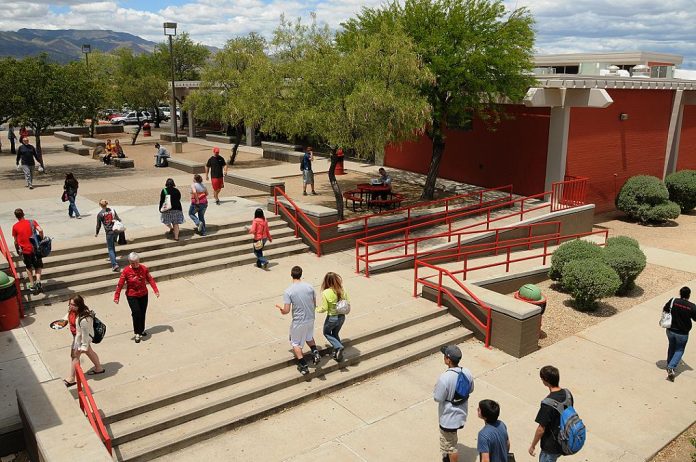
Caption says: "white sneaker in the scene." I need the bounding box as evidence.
[197,222,204,233]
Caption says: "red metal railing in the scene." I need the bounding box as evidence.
[273,185,514,256]
[413,229,607,348]
[356,221,563,277]
[356,176,589,274]
[75,364,112,455]
[0,226,24,318]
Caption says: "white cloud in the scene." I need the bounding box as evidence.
[0,0,694,69]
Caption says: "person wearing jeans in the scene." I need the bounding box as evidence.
[114,252,160,343]
[316,272,348,362]
[663,286,696,381]
[64,173,81,219]
[16,136,43,189]
[189,174,208,236]
[248,208,272,269]
[95,199,121,272]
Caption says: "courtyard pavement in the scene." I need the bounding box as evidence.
[0,133,694,461]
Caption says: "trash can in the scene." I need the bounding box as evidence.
[335,148,346,175]
[513,283,546,339]
[0,271,20,331]
[142,122,152,137]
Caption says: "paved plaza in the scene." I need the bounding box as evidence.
[0,132,695,461]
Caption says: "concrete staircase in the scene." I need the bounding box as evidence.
[99,309,472,461]
[16,216,308,310]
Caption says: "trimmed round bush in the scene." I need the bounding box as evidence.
[616,175,680,223]
[665,170,696,212]
[561,258,621,310]
[606,236,640,249]
[549,239,603,281]
[602,244,647,295]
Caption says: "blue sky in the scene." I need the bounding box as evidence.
[5,0,696,69]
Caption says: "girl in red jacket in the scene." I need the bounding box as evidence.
[114,252,160,343]
[248,208,272,269]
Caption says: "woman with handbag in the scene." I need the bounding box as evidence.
[95,199,122,272]
[63,172,81,219]
[248,208,272,269]
[63,294,104,387]
[159,178,184,241]
[316,272,349,362]
[189,174,208,236]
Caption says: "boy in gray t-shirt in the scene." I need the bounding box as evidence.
[277,266,321,375]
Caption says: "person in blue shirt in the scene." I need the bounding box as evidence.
[301,146,317,196]
[477,399,510,462]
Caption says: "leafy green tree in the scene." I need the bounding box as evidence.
[184,33,268,164]
[344,0,536,199]
[0,58,20,125]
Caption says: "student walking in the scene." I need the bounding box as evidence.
[433,345,474,462]
[301,146,317,196]
[663,286,696,381]
[95,199,122,272]
[159,178,184,241]
[205,147,228,205]
[63,173,81,219]
[113,252,160,343]
[477,399,510,462]
[248,208,272,269]
[316,272,348,362]
[11,208,44,293]
[16,137,43,189]
[529,365,572,461]
[276,266,321,375]
[63,295,104,387]
[189,174,208,236]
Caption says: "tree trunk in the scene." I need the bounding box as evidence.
[229,122,244,166]
[421,122,446,200]
[131,116,142,145]
[34,125,43,161]
[328,150,344,220]
[89,118,96,138]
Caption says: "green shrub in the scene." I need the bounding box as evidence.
[665,170,696,212]
[616,175,680,223]
[561,259,621,310]
[606,236,640,249]
[549,239,603,281]
[602,244,647,294]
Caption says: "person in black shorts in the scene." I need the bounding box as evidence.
[11,208,45,293]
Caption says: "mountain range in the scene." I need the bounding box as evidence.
[0,29,158,63]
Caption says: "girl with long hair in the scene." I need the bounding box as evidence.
[63,295,104,387]
[63,172,80,218]
[248,208,272,269]
[317,272,348,361]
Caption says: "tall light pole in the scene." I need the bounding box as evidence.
[163,22,178,142]
[82,44,94,136]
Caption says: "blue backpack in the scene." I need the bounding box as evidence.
[449,368,472,405]
[542,389,586,455]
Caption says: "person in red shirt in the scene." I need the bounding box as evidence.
[11,208,44,293]
[113,252,160,343]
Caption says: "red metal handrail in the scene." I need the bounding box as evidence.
[273,184,514,256]
[75,364,112,455]
[551,176,588,212]
[0,226,24,318]
[414,260,493,348]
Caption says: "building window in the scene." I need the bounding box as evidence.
[551,65,579,74]
[651,66,668,78]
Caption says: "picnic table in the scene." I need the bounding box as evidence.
[343,183,403,212]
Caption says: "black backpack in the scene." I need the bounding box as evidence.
[29,219,52,257]
[80,313,107,344]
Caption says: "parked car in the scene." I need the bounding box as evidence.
[110,111,153,125]
[158,106,180,120]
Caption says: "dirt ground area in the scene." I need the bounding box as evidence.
[595,210,696,256]
[650,422,696,461]
[507,264,696,348]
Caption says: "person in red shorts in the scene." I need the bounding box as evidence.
[11,208,44,293]
[205,147,228,205]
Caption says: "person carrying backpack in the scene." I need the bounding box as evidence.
[433,345,474,462]
[529,365,585,461]
[11,208,44,294]
[63,295,105,387]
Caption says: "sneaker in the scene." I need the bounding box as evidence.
[297,363,310,375]
[27,283,34,293]
[667,368,675,381]
[216,200,221,205]
[197,222,204,233]
[312,350,321,365]
[135,334,141,343]
[303,191,307,196]
[29,185,33,190]
[76,216,82,220]
[334,347,344,362]
[112,266,120,272]
[262,261,269,270]
[311,191,318,195]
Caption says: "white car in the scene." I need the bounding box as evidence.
[111,111,153,125]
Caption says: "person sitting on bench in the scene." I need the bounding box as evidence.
[371,168,393,200]
[114,139,126,158]
[154,143,170,167]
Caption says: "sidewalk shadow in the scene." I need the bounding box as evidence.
[655,359,693,372]
[140,325,174,341]
[455,443,477,460]
[87,361,124,380]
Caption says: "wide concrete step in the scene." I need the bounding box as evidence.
[110,319,472,461]
[23,242,308,309]
[36,226,296,280]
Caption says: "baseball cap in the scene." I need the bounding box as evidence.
[213,147,220,154]
[440,345,462,363]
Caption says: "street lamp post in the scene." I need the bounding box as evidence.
[163,22,178,142]
[82,44,94,136]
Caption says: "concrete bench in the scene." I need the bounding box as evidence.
[160,133,188,142]
[227,172,285,196]
[205,134,234,144]
[54,131,80,142]
[262,147,304,164]
[168,157,205,174]
[81,137,105,148]
[63,143,90,156]
[112,158,134,168]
